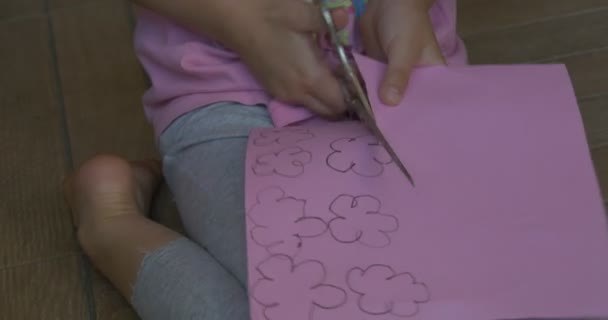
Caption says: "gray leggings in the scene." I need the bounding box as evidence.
[131,102,273,320]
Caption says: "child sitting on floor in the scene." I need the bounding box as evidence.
[64,0,467,319]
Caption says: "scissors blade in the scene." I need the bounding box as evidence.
[320,5,415,186]
[355,103,415,186]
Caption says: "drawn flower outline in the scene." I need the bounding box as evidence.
[252,146,312,177]
[328,194,398,248]
[253,254,347,320]
[248,187,327,257]
[347,264,430,317]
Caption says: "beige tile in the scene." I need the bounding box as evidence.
[458,0,608,36]
[0,17,78,267]
[0,255,87,319]
[463,8,608,64]
[51,0,156,167]
[580,95,608,148]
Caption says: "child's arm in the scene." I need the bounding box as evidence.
[132,0,348,117]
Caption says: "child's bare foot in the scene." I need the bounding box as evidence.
[64,154,161,226]
[63,154,180,298]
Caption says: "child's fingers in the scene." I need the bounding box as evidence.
[360,21,385,61]
[380,18,444,106]
[331,8,350,30]
[302,95,337,118]
[283,1,349,32]
[419,35,446,66]
[380,36,421,106]
[309,70,348,115]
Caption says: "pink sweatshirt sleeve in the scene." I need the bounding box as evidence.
[134,0,467,137]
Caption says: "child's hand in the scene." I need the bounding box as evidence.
[359,0,445,105]
[232,0,349,117]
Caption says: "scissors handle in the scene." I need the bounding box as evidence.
[319,6,374,116]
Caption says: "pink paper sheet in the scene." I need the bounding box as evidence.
[244,54,608,320]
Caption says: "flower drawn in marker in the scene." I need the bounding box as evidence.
[326,135,392,177]
[253,147,312,178]
[253,254,347,320]
[347,264,430,317]
[249,187,327,257]
[328,194,398,248]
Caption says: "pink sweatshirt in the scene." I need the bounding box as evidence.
[133,0,468,138]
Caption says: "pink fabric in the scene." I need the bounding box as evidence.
[133,0,468,138]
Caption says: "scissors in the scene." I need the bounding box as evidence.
[319,5,415,187]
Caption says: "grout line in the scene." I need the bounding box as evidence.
[43,1,97,319]
[44,23,73,172]
[462,6,608,38]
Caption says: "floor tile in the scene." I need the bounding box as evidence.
[463,8,608,64]
[0,16,77,267]
[50,1,155,316]
[0,0,44,20]
[0,255,88,319]
[49,0,102,10]
[51,0,156,167]
[92,272,139,320]
[581,95,608,148]
[458,0,608,36]
[560,49,608,98]
[592,147,608,201]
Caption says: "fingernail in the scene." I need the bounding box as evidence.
[385,87,401,106]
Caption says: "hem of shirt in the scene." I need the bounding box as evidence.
[146,41,468,143]
[148,92,271,141]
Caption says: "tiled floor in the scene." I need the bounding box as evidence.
[1,0,606,319]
